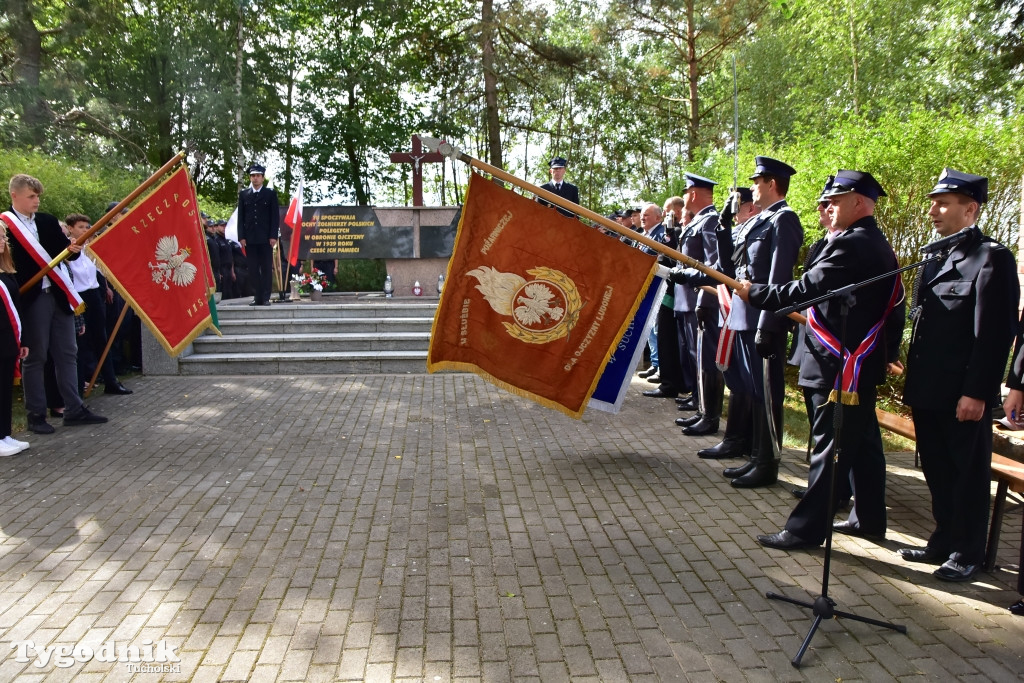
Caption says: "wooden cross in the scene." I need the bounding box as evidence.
[389,134,445,206]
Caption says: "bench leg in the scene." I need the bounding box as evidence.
[985,479,1009,572]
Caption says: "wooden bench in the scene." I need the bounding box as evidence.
[874,408,1024,571]
[985,454,1024,571]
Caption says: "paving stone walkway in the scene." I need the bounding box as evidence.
[0,373,1021,682]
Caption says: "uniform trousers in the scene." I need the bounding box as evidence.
[22,290,84,417]
[912,407,992,565]
[77,286,119,388]
[653,304,683,392]
[785,387,886,543]
[676,311,698,395]
[246,243,274,305]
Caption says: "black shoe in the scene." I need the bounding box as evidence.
[832,520,885,542]
[49,409,64,419]
[1009,599,1024,616]
[28,414,55,434]
[699,440,746,460]
[63,406,109,425]
[638,366,658,379]
[642,387,677,398]
[898,546,947,564]
[103,383,133,395]
[675,398,698,411]
[683,418,719,436]
[933,559,980,582]
[757,529,817,550]
[791,487,806,499]
[248,300,259,306]
[645,373,661,384]
[674,395,693,405]
[723,460,754,478]
[731,461,778,488]
[675,414,703,427]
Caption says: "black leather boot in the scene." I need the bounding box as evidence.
[684,371,725,435]
[731,409,780,488]
[723,459,754,478]
[676,413,704,427]
[698,391,751,459]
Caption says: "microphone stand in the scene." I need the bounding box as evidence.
[768,251,943,667]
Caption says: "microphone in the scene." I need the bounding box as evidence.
[920,227,972,254]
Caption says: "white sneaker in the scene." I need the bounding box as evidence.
[0,440,22,457]
[2,436,28,452]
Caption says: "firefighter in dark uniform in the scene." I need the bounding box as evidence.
[237,163,280,306]
[675,188,759,460]
[738,169,905,549]
[1001,323,1024,614]
[718,157,802,488]
[670,173,722,435]
[901,169,1018,581]
[537,157,580,218]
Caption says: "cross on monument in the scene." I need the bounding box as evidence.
[389,134,445,206]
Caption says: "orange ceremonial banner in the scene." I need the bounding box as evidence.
[427,172,658,418]
[88,165,220,356]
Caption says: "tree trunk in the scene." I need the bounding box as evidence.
[8,0,48,145]
[481,0,503,170]
[234,1,246,191]
[345,84,369,206]
[284,35,296,195]
[685,0,699,162]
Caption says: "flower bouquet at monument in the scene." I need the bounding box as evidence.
[291,268,328,295]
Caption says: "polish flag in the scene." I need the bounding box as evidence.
[285,180,303,267]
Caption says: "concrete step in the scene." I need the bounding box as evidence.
[215,300,439,320]
[178,351,429,375]
[212,317,435,335]
[193,332,430,354]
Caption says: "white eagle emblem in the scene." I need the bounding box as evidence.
[148,236,198,290]
[466,265,582,344]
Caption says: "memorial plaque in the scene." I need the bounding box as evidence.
[420,207,460,258]
[289,206,415,259]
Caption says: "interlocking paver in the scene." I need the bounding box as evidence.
[0,373,1018,680]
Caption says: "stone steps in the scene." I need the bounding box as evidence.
[176,296,440,375]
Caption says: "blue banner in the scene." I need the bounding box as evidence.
[588,275,667,414]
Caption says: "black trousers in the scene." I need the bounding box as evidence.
[785,387,886,544]
[78,287,119,387]
[654,304,684,393]
[0,354,14,437]
[912,407,993,565]
[246,242,274,304]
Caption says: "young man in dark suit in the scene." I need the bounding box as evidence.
[2,174,107,434]
[901,169,1019,582]
[537,157,580,218]
[237,164,280,306]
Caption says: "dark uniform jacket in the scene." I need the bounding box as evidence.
[676,205,720,312]
[729,200,803,333]
[903,226,1018,409]
[538,181,580,218]
[237,186,280,245]
[749,215,905,391]
[5,208,80,313]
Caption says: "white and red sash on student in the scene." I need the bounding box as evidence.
[806,275,904,405]
[0,211,84,313]
[715,283,735,371]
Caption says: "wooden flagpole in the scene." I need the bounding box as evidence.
[83,301,130,398]
[20,151,187,295]
[418,137,807,326]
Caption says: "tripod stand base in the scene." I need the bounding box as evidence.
[767,591,907,667]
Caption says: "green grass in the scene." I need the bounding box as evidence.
[779,365,915,453]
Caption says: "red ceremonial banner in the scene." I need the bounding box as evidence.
[88,166,220,356]
[427,172,658,418]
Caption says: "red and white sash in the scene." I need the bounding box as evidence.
[1,211,84,312]
[715,283,735,371]
[0,278,23,381]
[806,275,903,405]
